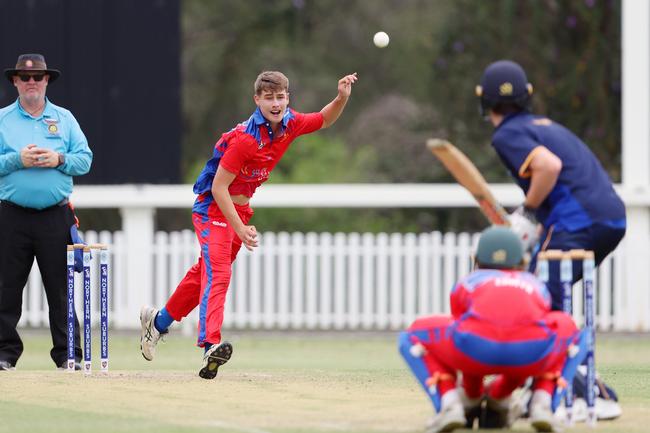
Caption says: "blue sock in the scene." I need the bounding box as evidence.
[154,307,174,333]
[204,343,212,353]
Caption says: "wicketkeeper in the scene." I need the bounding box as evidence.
[399,226,588,433]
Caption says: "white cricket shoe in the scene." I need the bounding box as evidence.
[568,397,622,422]
[595,397,622,420]
[198,341,233,380]
[530,390,565,432]
[567,398,587,423]
[140,305,165,361]
[426,389,467,433]
[0,360,15,371]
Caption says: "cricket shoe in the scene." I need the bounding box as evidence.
[571,367,622,421]
[426,390,467,433]
[140,305,167,361]
[57,361,82,371]
[198,341,233,380]
[0,360,15,371]
[567,397,622,422]
[595,397,622,420]
[529,390,565,432]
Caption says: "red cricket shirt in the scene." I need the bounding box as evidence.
[192,107,323,216]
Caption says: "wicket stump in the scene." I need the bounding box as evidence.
[537,249,596,427]
[66,243,109,374]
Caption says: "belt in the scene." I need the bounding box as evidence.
[0,198,69,212]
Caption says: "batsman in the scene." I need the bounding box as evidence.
[475,60,625,419]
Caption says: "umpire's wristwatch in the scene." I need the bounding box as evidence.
[57,152,65,167]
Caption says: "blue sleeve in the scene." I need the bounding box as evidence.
[0,150,23,176]
[57,112,92,176]
[492,128,539,179]
[0,116,24,175]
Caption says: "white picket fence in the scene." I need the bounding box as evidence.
[17,229,635,332]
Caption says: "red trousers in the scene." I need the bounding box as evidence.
[164,203,253,346]
[405,312,578,399]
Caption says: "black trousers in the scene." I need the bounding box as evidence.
[0,201,82,367]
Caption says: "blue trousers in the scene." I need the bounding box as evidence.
[529,223,625,311]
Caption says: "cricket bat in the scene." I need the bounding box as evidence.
[426,138,510,226]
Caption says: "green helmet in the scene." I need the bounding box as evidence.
[475,226,524,269]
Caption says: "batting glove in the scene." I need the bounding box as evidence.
[509,205,539,252]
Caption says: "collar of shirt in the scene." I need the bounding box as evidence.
[494,110,529,131]
[244,107,292,143]
[15,97,54,120]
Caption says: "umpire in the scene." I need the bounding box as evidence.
[0,54,92,370]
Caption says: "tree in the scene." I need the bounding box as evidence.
[179,0,621,233]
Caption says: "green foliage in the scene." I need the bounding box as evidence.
[180,0,622,232]
[252,135,444,233]
[432,0,621,180]
[269,134,374,183]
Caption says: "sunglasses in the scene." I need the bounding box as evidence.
[17,73,46,82]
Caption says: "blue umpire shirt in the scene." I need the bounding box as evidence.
[491,111,626,232]
[0,98,92,209]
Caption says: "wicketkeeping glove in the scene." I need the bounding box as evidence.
[508,205,539,252]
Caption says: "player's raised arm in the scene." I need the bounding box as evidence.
[320,73,358,128]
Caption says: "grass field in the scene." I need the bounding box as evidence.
[1,330,649,433]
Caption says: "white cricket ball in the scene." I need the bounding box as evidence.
[373,31,390,48]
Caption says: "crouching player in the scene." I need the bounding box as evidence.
[399,226,589,433]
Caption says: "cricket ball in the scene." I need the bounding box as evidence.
[373,31,390,48]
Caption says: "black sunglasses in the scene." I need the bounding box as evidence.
[17,73,46,82]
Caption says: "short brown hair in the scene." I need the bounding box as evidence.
[254,71,289,95]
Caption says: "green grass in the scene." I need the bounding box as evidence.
[1,330,649,433]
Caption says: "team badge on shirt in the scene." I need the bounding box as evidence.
[44,119,59,135]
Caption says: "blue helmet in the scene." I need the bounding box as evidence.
[475,60,533,116]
